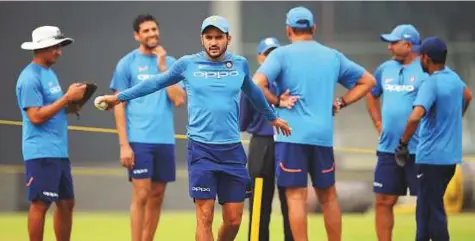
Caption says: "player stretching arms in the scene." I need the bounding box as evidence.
[96,15,291,241]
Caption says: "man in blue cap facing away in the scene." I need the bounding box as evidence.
[366,24,428,241]
[395,36,472,241]
[254,6,376,241]
[95,15,292,241]
[240,37,294,241]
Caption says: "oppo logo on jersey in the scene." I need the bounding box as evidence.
[48,86,62,94]
[193,70,239,79]
[384,84,415,92]
[137,74,158,81]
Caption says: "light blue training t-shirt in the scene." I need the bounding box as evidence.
[16,63,68,160]
[110,49,182,144]
[117,51,277,144]
[256,41,365,146]
[414,66,466,165]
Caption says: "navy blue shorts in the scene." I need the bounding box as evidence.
[24,158,74,203]
[187,139,251,205]
[373,151,418,196]
[129,143,176,183]
[275,143,335,189]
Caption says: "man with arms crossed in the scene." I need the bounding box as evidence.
[240,37,294,241]
[254,6,376,241]
[396,36,472,241]
[96,16,291,241]
[110,14,186,241]
[366,24,427,241]
[16,26,86,241]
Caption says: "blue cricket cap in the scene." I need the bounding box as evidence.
[286,6,314,29]
[257,37,280,55]
[201,15,230,34]
[419,36,447,63]
[380,24,421,52]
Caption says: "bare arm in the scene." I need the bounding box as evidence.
[112,90,129,147]
[254,73,298,108]
[463,86,472,117]
[366,93,382,134]
[399,79,436,144]
[254,72,279,105]
[340,71,376,106]
[252,51,299,108]
[26,84,86,125]
[400,106,425,143]
[166,85,186,107]
[26,95,70,125]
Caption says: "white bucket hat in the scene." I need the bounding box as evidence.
[21,26,74,50]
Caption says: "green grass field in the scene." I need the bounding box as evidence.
[1,211,473,241]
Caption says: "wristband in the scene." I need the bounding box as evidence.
[336,97,347,108]
[399,139,408,146]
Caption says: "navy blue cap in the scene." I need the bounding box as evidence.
[286,6,314,29]
[380,24,421,52]
[201,15,230,34]
[257,37,280,55]
[420,36,447,62]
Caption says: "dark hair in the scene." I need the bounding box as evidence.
[291,20,314,35]
[133,14,158,32]
[263,47,277,56]
[201,26,229,37]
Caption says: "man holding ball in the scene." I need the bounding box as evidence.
[95,15,291,241]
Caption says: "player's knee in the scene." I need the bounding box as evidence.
[315,185,338,205]
[223,214,242,228]
[375,194,398,207]
[221,201,244,229]
[132,186,151,205]
[286,187,307,201]
[56,199,75,213]
[197,210,214,227]
[195,199,215,227]
[30,200,51,213]
[150,183,167,199]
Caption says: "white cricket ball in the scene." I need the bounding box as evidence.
[94,97,108,110]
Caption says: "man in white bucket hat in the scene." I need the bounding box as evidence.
[21,26,74,51]
[16,25,86,241]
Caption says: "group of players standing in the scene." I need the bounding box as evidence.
[15,4,471,241]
